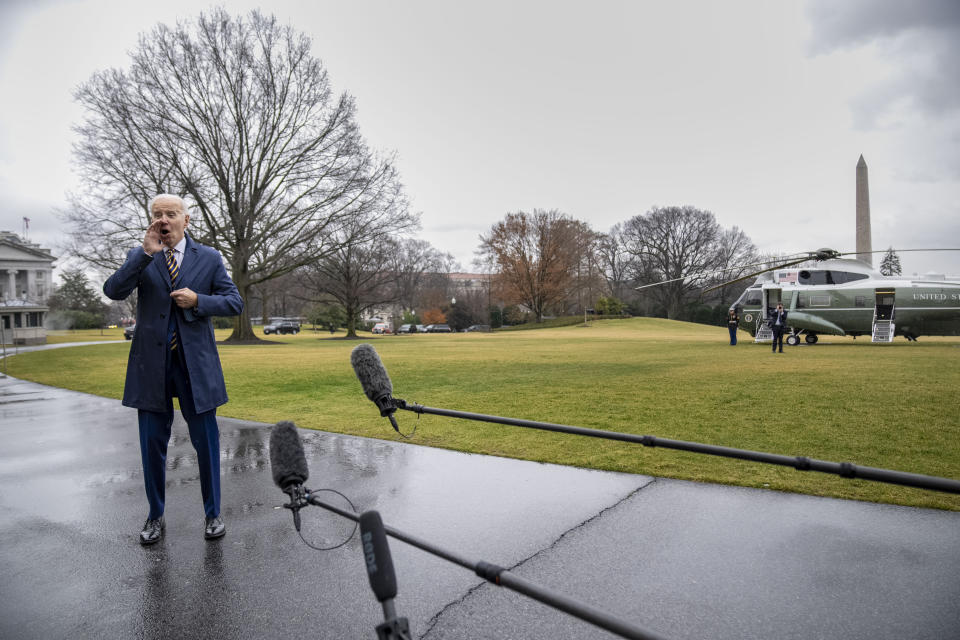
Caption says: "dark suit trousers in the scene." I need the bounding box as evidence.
[771,326,785,351]
[138,346,221,520]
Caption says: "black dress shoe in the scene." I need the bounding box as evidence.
[204,516,226,540]
[140,517,164,545]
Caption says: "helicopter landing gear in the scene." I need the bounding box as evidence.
[785,331,818,346]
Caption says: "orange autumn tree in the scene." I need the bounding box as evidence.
[421,308,447,324]
[479,209,595,322]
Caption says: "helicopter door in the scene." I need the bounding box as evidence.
[764,288,782,317]
[754,288,781,343]
[872,289,896,343]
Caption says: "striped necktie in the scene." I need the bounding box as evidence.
[165,250,180,350]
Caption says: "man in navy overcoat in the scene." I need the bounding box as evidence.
[104,194,243,544]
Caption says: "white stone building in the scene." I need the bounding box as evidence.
[0,231,56,345]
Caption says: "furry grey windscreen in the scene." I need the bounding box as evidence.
[269,421,309,489]
[350,343,393,400]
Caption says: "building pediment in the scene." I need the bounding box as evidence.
[0,299,48,311]
[0,239,56,264]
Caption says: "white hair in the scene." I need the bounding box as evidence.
[148,193,190,214]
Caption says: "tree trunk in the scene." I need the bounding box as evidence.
[345,304,359,338]
[666,299,681,320]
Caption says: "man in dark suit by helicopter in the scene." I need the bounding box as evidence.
[768,303,788,353]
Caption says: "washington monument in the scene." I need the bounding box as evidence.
[856,154,872,266]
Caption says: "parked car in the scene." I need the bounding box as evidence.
[371,322,393,334]
[464,324,491,332]
[397,324,417,334]
[124,325,136,340]
[425,324,452,333]
[264,321,300,335]
[416,324,428,333]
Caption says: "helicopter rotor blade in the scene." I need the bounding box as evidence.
[705,247,960,293]
[700,255,816,294]
[834,248,960,256]
[632,257,808,292]
[635,247,960,295]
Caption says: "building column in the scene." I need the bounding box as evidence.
[26,270,36,300]
[6,270,16,301]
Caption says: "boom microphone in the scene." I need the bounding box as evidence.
[359,511,398,602]
[359,509,412,638]
[269,421,309,530]
[351,344,401,433]
[270,421,309,490]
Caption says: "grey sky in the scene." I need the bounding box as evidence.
[1,0,957,279]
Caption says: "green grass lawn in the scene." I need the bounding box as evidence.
[6,319,959,510]
[45,328,127,343]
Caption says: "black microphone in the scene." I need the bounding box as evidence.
[269,421,309,530]
[359,510,411,639]
[351,344,401,433]
[359,510,397,602]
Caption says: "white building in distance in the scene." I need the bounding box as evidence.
[0,231,56,345]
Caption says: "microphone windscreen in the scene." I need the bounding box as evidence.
[351,343,393,401]
[359,510,398,602]
[269,421,309,490]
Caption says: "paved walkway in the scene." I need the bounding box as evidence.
[1,363,958,639]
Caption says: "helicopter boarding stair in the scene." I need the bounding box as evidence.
[871,290,896,343]
[754,316,772,343]
[871,317,895,342]
[871,309,895,343]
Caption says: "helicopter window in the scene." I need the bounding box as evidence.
[809,295,832,306]
[798,270,826,284]
[855,296,866,307]
[743,290,762,305]
[829,271,868,284]
[798,270,868,285]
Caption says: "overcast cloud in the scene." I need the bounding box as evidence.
[1,0,958,281]
[807,0,960,145]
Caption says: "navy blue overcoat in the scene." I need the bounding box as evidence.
[104,235,243,413]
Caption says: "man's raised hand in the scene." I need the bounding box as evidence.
[142,220,164,255]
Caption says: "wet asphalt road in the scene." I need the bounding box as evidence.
[1,355,959,639]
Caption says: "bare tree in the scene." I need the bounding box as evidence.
[704,226,758,306]
[392,240,455,313]
[299,209,418,338]
[622,206,726,319]
[478,209,593,322]
[597,223,636,303]
[66,9,405,341]
[566,222,604,315]
[254,273,307,324]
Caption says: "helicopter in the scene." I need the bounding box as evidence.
[721,249,960,344]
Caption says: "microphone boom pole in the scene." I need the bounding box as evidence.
[305,492,669,640]
[395,402,960,495]
[350,344,959,495]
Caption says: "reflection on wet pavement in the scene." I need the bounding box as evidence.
[2,373,959,640]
